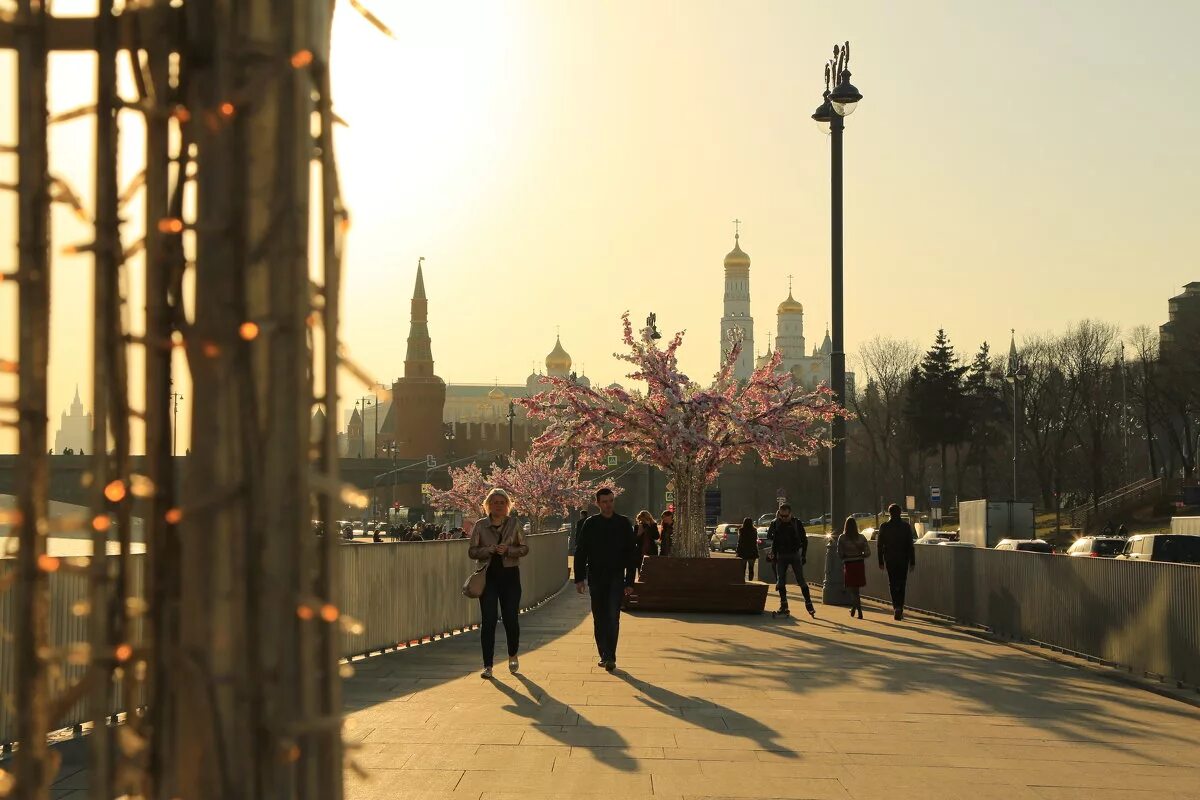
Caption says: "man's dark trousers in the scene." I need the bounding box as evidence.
[885,560,909,612]
[589,576,625,661]
[774,555,812,612]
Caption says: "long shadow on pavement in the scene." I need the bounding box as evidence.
[656,597,1200,763]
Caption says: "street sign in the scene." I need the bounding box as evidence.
[930,486,941,505]
[664,491,675,503]
[420,483,432,496]
[606,455,618,467]
[932,506,942,520]
[905,495,916,511]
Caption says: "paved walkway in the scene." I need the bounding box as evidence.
[343,584,1200,800]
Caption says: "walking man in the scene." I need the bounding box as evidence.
[574,487,638,672]
[766,504,815,618]
[876,504,916,620]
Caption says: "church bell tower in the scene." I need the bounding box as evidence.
[720,220,755,381]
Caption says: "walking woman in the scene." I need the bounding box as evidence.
[659,510,674,558]
[837,516,871,619]
[635,511,659,577]
[736,517,759,581]
[467,488,529,678]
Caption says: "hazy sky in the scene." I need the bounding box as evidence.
[2,0,1199,453]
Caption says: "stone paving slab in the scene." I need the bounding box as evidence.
[341,584,1200,800]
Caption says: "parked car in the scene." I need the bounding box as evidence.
[936,541,977,548]
[916,532,956,545]
[808,513,831,527]
[1115,533,1200,564]
[709,523,739,552]
[757,513,778,527]
[859,527,876,541]
[1066,536,1127,558]
[994,539,1055,553]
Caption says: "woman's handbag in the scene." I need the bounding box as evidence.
[462,564,487,599]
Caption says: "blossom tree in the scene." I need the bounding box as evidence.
[495,451,623,534]
[427,454,621,534]
[427,462,491,521]
[519,313,850,557]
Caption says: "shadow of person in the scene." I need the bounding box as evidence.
[611,670,798,758]
[484,673,639,773]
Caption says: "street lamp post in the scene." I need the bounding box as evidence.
[355,396,374,459]
[812,42,862,606]
[1006,360,1029,502]
[506,401,516,462]
[1119,342,1129,486]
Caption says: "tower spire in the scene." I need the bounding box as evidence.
[404,258,435,378]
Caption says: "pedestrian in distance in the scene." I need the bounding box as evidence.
[766,504,815,618]
[574,487,639,672]
[876,504,915,620]
[838,516,870,620]
[635,510,660,558]
[467,488,529,679]
[572,508,588,555]
[736,516,759,581]
[659,509,674,557]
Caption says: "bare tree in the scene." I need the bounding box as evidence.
[1061,320,1121,504]
[850,337,919,504]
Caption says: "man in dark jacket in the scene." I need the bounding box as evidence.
[766,504,814,617]
[574,487,638,671]
[876,504,916,620]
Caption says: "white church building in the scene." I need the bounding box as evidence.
[719,225,850,393]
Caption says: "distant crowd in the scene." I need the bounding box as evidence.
[310,519,467,542]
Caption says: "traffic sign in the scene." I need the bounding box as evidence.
[905,495,916,511]
[665,491,675,503]
[420,483,432,496]
[606,455,618,467]
[930,486,941,505]
[931,506,943,520]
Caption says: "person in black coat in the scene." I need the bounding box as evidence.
[574,488,639,672]
[765,504,815,618]
[736,517,759,581]
[635,510,660,557]
[876,504,916,620]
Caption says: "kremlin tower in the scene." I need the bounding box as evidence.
[391,259,447,468]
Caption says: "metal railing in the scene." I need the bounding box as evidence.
[801,534,1200,688]
[337,530,568,658]
[1067,476,1165,531]
[1,531,569,745]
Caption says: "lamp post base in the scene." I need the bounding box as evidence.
[821,536,853,606]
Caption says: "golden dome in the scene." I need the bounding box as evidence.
[546,335,572,373]
[487,386,506,401]
[724,235,750,268]
[777,291,804,315]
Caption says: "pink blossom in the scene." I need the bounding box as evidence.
[517,313,851,557]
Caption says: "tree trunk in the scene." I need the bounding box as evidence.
[670,472,709,558]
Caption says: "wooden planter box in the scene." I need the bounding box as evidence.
[623,556,767,613]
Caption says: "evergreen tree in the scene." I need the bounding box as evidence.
[963,342,1002,498]
[904,329,969,498]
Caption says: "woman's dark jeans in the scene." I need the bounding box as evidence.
[479,566,521,667]
[741,556,756,581]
